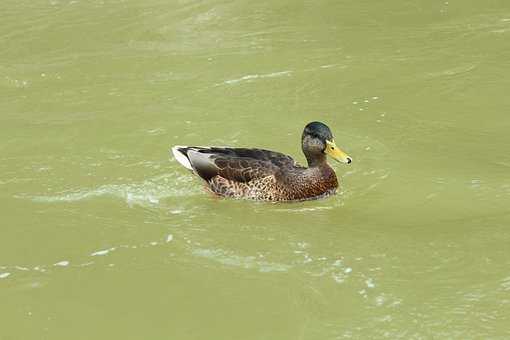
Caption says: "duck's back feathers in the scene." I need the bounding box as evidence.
[172,146,293,182]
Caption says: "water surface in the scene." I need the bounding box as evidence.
[1,0,510,338]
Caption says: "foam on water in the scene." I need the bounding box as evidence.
[274,206,334,213]
[0,234,178,280]
[192,248,292,273]
[91,248,116,257]
[221,70,292,85]
[501,276,510,291]
[18,173,200,207]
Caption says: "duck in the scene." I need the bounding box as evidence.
[171,121,352,201]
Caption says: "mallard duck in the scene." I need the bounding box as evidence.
[171,121,352,201]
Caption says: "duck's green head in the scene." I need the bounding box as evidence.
[302,121,352,166]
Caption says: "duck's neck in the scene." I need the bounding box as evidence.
[305,153,327,168]
[298,158,338,196]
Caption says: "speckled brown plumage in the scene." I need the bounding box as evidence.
[208,151,338,201]
[171,122,351,202]
[173,147,338,201]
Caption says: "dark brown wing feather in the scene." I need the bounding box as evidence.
[180,147,296,165]
[179,147,296,182]
[183,147,287,182]
[212,156,279,182]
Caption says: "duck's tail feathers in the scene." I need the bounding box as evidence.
[171,145,194,170]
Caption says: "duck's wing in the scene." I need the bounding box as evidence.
[172,146,289,182]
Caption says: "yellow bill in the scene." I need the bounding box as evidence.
[325,140,352,164]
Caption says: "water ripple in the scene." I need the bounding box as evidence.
[15,173,200,207]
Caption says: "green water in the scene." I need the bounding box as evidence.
[1,0,510,338]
